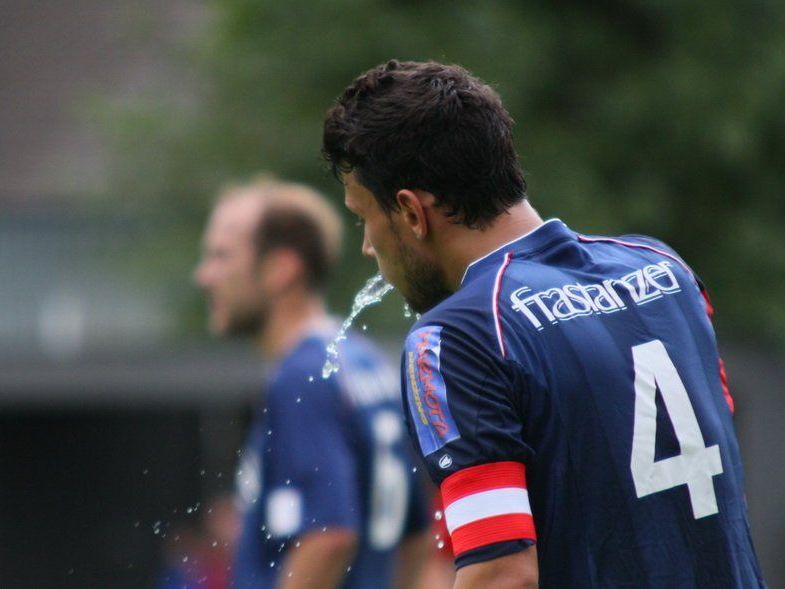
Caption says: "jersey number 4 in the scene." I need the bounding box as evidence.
[630,340,724,519]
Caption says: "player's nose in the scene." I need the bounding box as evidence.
[361,234,376,258]
[193,260,211,290]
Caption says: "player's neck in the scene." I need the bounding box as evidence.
[256,291,329,360]
[441,200,543,290]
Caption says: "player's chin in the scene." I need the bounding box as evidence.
[401,290,435,315]
[374,262,395,285]
[406,298,435,315]
[405,284,451,315]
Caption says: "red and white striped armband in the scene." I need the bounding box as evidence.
[440,461,536,557]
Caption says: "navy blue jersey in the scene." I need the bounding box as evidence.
[403,219,765,588]
[234,328,428,589]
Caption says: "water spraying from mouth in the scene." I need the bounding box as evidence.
[322,274,395,379]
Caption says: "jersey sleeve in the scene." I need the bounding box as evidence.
[401,322,536,565]
[264,373,359,540]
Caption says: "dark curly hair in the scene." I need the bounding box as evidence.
[322,60,527,229]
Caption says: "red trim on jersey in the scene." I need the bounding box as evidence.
[450,513,536,557]
[700,288,735,414]
[701,289,716,318]
[718,358,734,414]
[492,252,513,358]
[441,461,527,505]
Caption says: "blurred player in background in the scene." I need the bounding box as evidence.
[323,60,767,588]
[194,177,430,589]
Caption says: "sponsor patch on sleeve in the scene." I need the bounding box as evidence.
[404,325,460,456]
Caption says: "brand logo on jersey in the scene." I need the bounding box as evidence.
[438,454,454,469]
[405,326,460,456]
[510,261,682,331]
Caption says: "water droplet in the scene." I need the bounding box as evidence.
[411,467,418,473]
[437,540,445,549]
[296,397,301,403]
[403,303,413,318]
[182,556,189,563]
[322,274,394,378]
[308,376,314,382]
[267,430,272,436]
[361,324,367,331]
[346,566,352,572]
[133,521,140,528]
[212,540,218,547]
[434,510,443,521]
[269,561,275,568]
[200,469,206,476]
[142,469,149,475]
[295,541,301,547]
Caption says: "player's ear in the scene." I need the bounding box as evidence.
[259,248,303,293]
[395,189,431,240]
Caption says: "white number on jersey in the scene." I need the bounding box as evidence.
[368,410,409,550]
[630,340,724,519]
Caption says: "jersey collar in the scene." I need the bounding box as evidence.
[460,219,573,286]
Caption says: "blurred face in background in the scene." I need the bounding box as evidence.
[195,195,268,337]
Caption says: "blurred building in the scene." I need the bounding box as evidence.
[0,3,255,587]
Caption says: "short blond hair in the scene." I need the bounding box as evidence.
[219,174,343,291]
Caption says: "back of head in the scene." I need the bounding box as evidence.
[219,176,343,292]
[323,60,527,229]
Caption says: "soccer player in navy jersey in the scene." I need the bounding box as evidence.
[323,60,767,588]
[194,177,430,589]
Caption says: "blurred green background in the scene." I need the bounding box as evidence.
[98,0,785,345]
[1,1,784,587]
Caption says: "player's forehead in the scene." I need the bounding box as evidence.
[206,194,263,245]
[342,171,374,212]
